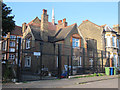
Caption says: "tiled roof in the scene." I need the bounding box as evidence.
[29,25,42,40]
[27,17,41,27]
[104,25,116,32]
[81,20,101,27]
[10,26,22,36]
[54,23,77,41]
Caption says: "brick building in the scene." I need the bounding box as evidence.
[78,20,120,68]
[21,9,85,73]
[2,26,22,64]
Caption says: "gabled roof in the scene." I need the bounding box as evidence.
[54,23,77,41]
[27,17,41,27]
[79,20,101,28]
[10,26,22,36]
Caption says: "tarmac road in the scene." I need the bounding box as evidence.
[2,75,118,88]
[61,78,118,88]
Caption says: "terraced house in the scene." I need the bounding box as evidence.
[78,20,120,68]
[2,26,22,64]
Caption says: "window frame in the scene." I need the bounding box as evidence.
[9,54,15,60]
[25,56,31,67]
[9,48,15,52]
[10,41,15,47]
[72,37,80,48]
[10,35,16,40]
[26,39,31,49]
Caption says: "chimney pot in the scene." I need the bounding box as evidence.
[58,20,62,24]
[43,9,47,14]
[63,18,66,22]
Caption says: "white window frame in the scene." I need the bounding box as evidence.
[112,36,116,47]
[79,56,82,67]
[17,36,22,43]
[9,54,15,59]
[57,56,58,67]
[10,41,15,47]
[25,56,31,67]
[26,39,30,49]
[117,39,119,48]
[10,35,16,40]
[89,58,93,67]
[9,48,15,52]
[2,41,6,51]
[113,54,117,67]
[72,38,80,48]
[106,36,111,47]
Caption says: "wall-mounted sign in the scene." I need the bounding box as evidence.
[34,52,41,56]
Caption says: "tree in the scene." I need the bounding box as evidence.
[2,2,15,36]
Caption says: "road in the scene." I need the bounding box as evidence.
[2,76,118,88]
[61,78,118,88]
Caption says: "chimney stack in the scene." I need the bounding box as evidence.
[63,18,67,27]
[22,22,26,33]
[58,20,62,24]
[41,9,48,31]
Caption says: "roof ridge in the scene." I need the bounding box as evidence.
[62,23,76,29]
[82,20,101,27]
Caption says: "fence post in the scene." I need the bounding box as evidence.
[67,56,69,78]
[71,47,73,75]
[93,50,95,73]
[82,48,85,73]
[58,44,62,79]
[101,51,104,72]
[40,42,43,80]
[17,38,21,82]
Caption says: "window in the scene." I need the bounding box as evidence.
[2,41,6,51]
[10,35,16,40]
[79,56,82,67]
[16,58,18,64]
[112,36,116,47]
[17,36,22,43]
[25,56,31,67]
[9,48,15,52]
[56,56,58,67]
[9,54,15,59]
[10,42,15,47]
[89,58,93,67]
[117,39,119,48]
[72,38,80,48]
[26,39,30,49]
[106,36,111,47]
[113,54,117,67]
[16,45,18,50]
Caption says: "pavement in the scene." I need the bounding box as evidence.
[2,75,119,88]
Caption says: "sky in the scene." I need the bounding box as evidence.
[5,2,118,27]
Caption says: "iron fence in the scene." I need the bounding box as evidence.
[2,38,110,82]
